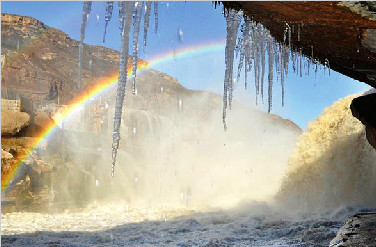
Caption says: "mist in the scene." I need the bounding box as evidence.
[48,89,301,211]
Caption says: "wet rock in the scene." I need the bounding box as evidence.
[1,111,30,136]
[350,92,376,150]
[330,213,376,247]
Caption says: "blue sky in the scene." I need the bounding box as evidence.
[2,1,371,129]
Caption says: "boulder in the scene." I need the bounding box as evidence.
[1,148,13,160]
[1,111,30,136]
[34,111,54,129]
[350,92,376,150]
[330,213,376,247]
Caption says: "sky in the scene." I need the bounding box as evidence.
[1,1,371,129]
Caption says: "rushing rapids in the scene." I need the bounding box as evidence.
[277,94,376,212]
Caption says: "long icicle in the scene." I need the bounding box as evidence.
[131,1,144,95]
[103,1,114,43]
[267,34,274,113]
[154,1,158,33]
[242,17,251,90]
[222,9,242,130]
[111,1,133,177]
[260,26,266,102]
[143,1,152,52]
[78,1,92,90]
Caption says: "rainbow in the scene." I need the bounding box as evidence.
[1,40,225,197]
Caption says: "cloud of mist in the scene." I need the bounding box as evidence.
[44,90,300,211]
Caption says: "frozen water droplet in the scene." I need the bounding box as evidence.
[178,27,184,42]
[178,98,182,111]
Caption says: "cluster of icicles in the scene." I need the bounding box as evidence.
[222,9,330,130]
[77,3,329,176]
[77,1,158,177]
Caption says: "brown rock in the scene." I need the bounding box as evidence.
[1,111,30,136]
[34,111,54,129]
[1,148,13,160]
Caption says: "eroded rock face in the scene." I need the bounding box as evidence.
[1,111,30,136]
[350,92,376,150]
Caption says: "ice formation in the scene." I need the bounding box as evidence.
[78,1,92,90]
[222,9,243,131]
[76,1,159,175]
[111,1,133,177]
[103,1,114,43]
[154,2,158,33]
[76,2,331,175]
[143,2,152,51]
[131,2,144,94]
[222,10,330,127]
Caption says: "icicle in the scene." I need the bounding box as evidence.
[280,47,285,107]
[111,1,133,177]
[299,48,303,77]
[242,17,251,90]
[325,58,330,75]
[236,36,244,83]
[222,8,242,130]
[274,41,280,82]
[78,1,92,90]
[103,1,114,43]
[267,35,274,113]
[292,50,296,73]
[297,24,301,42]
[260,27,266,102]
[131,1,144,95]
[118,1,126,31]
[143,1,152,51]
[154,1,158,33]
